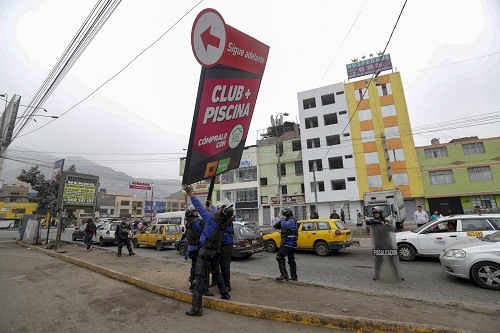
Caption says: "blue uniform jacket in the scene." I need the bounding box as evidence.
[274,218,298,247]
[190,196,217,246]
[222,222,233,245]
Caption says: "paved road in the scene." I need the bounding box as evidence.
[6,228,498,310]
[0,239,346,333]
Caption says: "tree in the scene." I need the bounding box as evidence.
[17,166,59,216]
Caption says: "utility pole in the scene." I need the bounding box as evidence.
[271,112,289,215]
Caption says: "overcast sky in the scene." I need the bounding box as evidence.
[1,0,499,181]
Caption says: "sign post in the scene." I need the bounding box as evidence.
[183,8,269,185]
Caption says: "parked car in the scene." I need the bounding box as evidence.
[93,221,120,246]
[440,231,500,290]
[396,214,500,261]
[132,224,182,251]
[72,223,102,241]
[175,221,264,258]
[262,219,353,256]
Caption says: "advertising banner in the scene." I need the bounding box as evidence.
[183,8,269,185]
[57,172,99,209]
[51,159,65,181]
[346,54,393,80]
[129,181,152,190]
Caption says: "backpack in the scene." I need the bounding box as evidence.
[88,222,97,234]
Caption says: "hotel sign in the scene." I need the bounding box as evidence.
[346,54,393,79]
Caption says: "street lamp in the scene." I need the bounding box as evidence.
[271,112,289,216]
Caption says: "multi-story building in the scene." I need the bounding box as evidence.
[0,183,37,223]
[417,136,500,214]
[257,122,306,224]
[297,72,425,220]
[97,190,144,219]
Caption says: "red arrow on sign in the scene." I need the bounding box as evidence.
[201,26,221,51]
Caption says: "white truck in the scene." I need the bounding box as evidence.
[363,190,406,229]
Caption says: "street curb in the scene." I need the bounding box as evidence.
[16,241,466,333]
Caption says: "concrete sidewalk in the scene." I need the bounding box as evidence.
[16,240,497,333]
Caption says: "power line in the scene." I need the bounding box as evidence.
[406,51,500,74]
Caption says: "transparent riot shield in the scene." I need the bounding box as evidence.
[369,223,403,282]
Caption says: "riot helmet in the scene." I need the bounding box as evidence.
[282,208,293,218]
[372,206,383,218]
[185,204,198,218]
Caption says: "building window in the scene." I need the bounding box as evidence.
[307,138,321,149]
[323,113,338,125]
[303,97,316,109]
[393,173,409,186]
[470,195,497,209]
[294,161,303,175]
[281,185,288,195]
[344,154,353,159]
[120,209,129,215]
[328,156,343,169]
[385,126,400,138]
[339,110,347,115]
[381,104,396,117]
[310,181,325,192]
[388,149,405,162]
[305,116,318,129]
[361,130,375,143]
[278,163,286,177]
[347,177,356,181]
[326,134,341,146]
[343,133,350,137]
[336,91,344,95]
[301,183,305,194]
[260,177,268,186]
[463,142,485,155]
[368,175,383,188]
[321,93,335,105]
[308,159,323,172]
[424,147,448,159]
[364,152,379,164]
[358,109,372,121]
[468,166,492,182]
[429,170,454,185]
[261,196,269,204]
[120,200,130,206]
[355,88,369,101]
[292,140,301,151]
[377,83,392,96]
[331,179,346,191]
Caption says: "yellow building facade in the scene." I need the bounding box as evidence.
[345,72,424,200]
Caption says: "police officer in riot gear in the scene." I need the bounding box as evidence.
[182,184,231,317]
[116,218,135,257]
[219,210,234,292]
[369,206,389,225]
[274,208,298,282]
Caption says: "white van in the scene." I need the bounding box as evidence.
[155,211,186,232]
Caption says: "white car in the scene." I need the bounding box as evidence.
[440,231,500,290]
[93,221,120,246]
[396,214,500,261]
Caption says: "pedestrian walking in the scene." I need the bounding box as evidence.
[413,206,429,227]
[83,218,96,251]
[340,208,345,223]
[330,210,340,219]
[219,214,234,292]
[182,184,231,317]
[274,208,298,282]
[115,218,135,257]
[356,210,363,227]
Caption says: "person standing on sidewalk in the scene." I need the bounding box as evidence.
[219,214,234,292]
[413,206,429,227]
[182,184,231,317]
[83,218,96,251]
[274,208,298,282]
[116,218,135,257]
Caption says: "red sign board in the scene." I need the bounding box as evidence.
[191,8,269,75]
[129,181,152,190]
[183,8,269,185]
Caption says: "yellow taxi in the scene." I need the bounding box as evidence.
[262,219,353,256]
[132,224,182,251]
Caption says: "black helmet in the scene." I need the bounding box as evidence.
[185,204,198,218]
[282,208,293,218]
[372,206,383,216]
[216,203,234,219]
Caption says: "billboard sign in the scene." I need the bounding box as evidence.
[51,159,65,181]
[346,54,393,80]
[183,8,269,185]
[57,172,99,208]
[129,181,152,190]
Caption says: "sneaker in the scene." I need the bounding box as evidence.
[290,276,298,281]
[185,308,203,316]
[117,253,122,257]
[182,257,188,262]
[89,245,94,251]
[275,276,289,282]
[220,293,230,300]
[129,253,135,256]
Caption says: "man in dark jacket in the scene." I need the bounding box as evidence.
[274,208,298,282]
[182,184,231,317]
[219,214,234,292]
[83,218,96,251]
[116,218,135,257]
